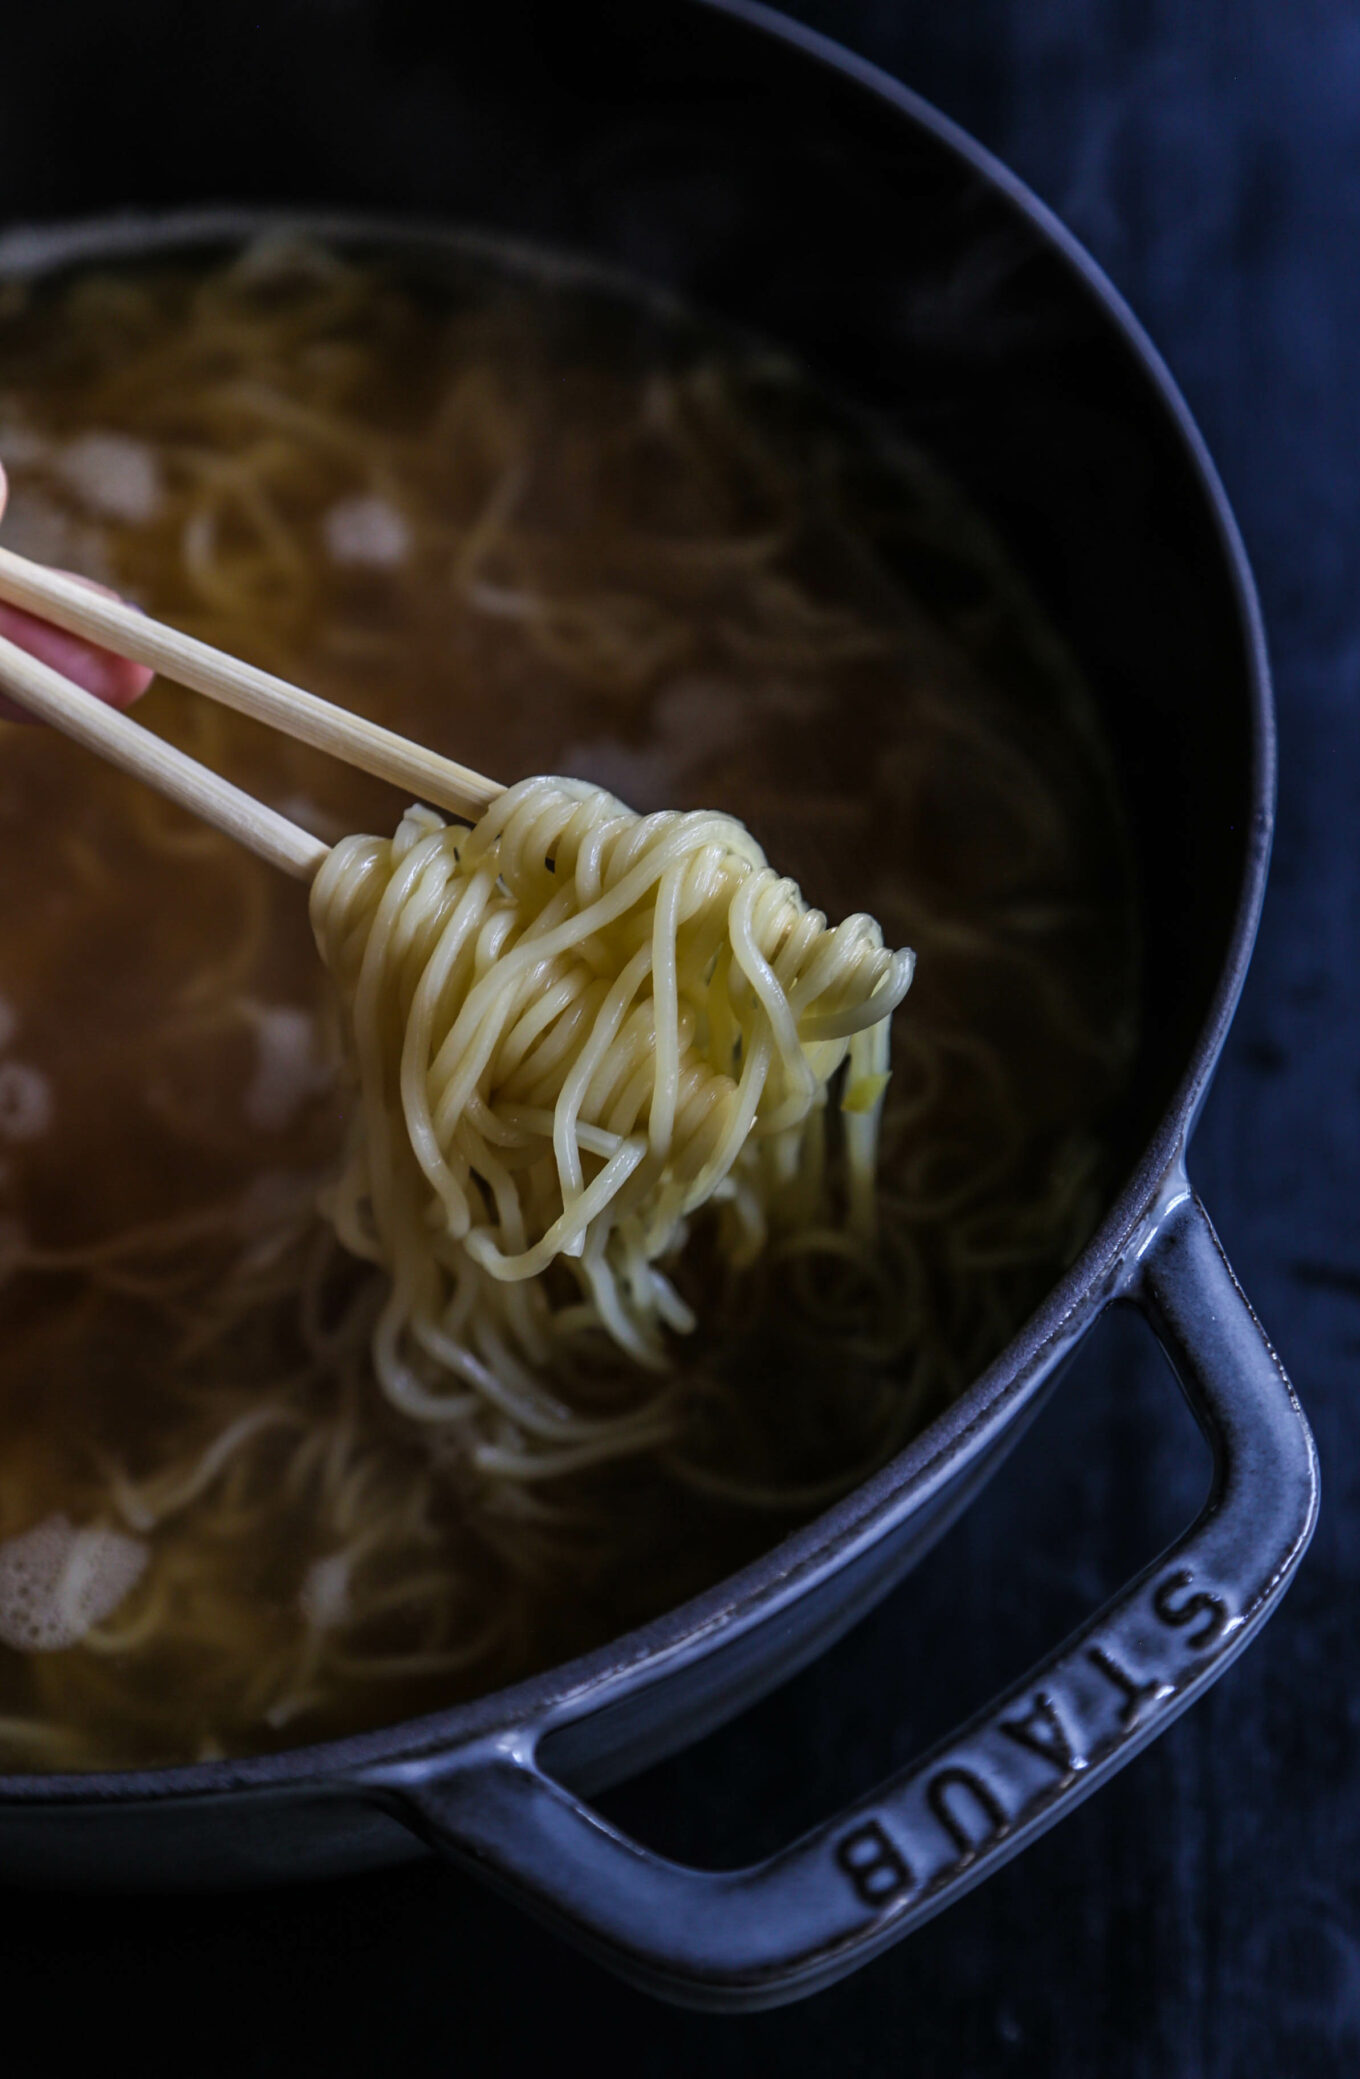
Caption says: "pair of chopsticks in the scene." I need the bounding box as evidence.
[0,543,503,880]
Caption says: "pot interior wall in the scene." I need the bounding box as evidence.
[0,0,1256,1180]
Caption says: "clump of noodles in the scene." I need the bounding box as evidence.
[309,777,913,1474]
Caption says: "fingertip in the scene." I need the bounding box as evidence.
[0,600,154,713]
[56,576,153,707]
[108,656,157,709]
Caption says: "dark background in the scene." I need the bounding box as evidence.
[1,3,1356,2073]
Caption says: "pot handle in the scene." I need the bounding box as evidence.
[370,1188,1318,2009]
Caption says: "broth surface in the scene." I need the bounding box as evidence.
[0,235,1137,1767]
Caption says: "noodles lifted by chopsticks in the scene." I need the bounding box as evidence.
[310,776,914,1472]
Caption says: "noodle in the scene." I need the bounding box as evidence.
[309,779,912,1463]
[0,234,1138,1767]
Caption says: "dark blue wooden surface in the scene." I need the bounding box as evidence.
[1,5,1355,2071]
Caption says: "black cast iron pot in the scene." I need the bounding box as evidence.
[0,0,1318,2010]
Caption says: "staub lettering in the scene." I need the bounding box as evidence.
[1086,1643,1164,1727]
[823,1573,1233,1929]
[1152,1567,1229,1649]
[999,1692,1079,1780]
[834,1820,912,1908]
[926,1767,1008,1860]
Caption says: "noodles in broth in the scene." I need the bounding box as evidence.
[311,777,910,1457]
[0,235,1136,1766]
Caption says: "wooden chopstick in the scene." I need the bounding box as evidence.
[0,631,329,881]
[0,543,503,822]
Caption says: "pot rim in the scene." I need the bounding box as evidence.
[0,0,1273,1805]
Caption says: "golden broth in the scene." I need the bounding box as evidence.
[0,236,1136,1766]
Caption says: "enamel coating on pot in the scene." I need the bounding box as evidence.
[371,1182,1318,2007]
